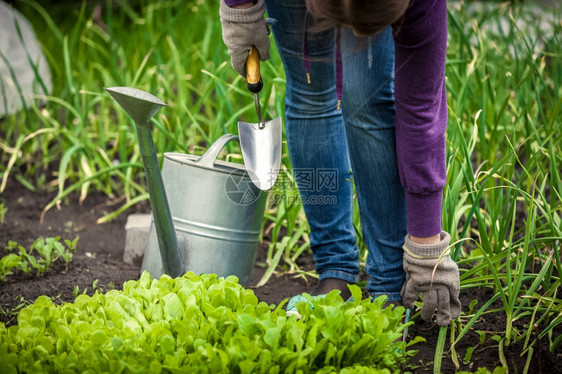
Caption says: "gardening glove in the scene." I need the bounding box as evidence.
[219,0,270,77]
[400,231,461,326]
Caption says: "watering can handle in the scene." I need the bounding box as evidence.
[194,134,240,168]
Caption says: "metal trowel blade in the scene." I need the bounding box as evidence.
[238,116,282,191]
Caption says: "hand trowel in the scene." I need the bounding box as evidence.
[238,46,282,191]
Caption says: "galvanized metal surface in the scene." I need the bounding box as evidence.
[238,116,282,191]
[105,87,166,124]
[240,46,283,191]
[106,87,266,285]
[142,134,267,286]
[105,86,183,277]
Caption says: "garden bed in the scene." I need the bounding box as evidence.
[1,177,560,373]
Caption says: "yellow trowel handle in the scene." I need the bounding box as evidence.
[246,46,263,94]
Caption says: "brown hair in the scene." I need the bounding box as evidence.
[305,0,411,37]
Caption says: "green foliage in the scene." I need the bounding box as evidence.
[1,237,78,281]
[0,254,22,282]
[0,203,7,224]
[0,296,31,327]
[0,272,417,373]
[0,0,560,369]
[457,368,507,374]
[1,0,269,223]
[442,2,562,366]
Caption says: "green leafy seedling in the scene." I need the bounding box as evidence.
[18,259,31,275]
[0,296,29,325]
[31,238,54,272]
[0,254,22,282]
[15,239,46,276]
[6,241,21,253]
[64,237,78,253]
[3,238,79,280]
[72,285,81,299]
[476,330,487,345]
[467,299,478,315]
[61,237,79,269]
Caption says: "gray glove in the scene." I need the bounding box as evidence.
[400,231,461,326]
[219,0,270,77]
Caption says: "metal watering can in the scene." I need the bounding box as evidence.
[105,87,267,287]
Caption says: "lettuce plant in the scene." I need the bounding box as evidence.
[0,271,419,373]
[0,254,22,282]
[1,237,78,280]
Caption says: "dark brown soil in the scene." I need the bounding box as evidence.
[0,177,560,373]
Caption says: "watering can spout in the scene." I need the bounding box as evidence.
[105,86,167,124]
[105,86,184,278]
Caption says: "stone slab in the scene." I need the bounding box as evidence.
[123,213,152,266]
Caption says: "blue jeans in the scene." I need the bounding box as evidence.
[265,1,407,301]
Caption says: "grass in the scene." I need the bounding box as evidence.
[0,0,560,371]
[440,1,561,369]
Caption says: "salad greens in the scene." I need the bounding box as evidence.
[0,237,78,282]
[0,271,419,373]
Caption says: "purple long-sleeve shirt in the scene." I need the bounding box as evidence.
[225,0,448,237]
[392,0,447,237]
[225,0,254,5]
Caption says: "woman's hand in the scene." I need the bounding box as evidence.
[219,0,270,77]
[401,231,461,325]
